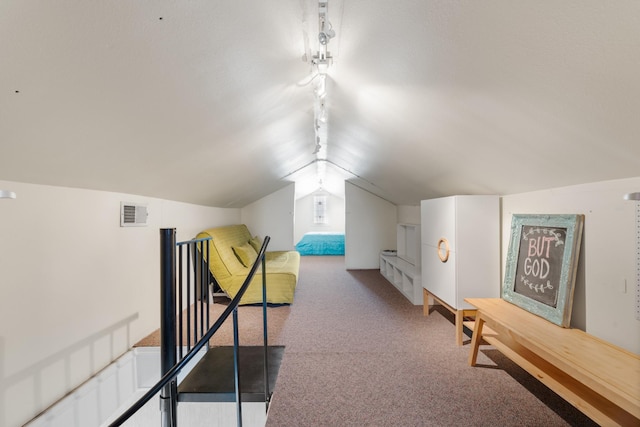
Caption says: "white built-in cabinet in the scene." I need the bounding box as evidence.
[421,195,500,344]
[380,223,422,304]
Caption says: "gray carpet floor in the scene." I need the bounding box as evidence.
[263,256,596,427]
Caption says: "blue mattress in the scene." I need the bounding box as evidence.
[295,232,345,255]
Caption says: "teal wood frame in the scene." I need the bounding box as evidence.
[502,214,584,327]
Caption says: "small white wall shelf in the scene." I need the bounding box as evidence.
[380,223,422,305]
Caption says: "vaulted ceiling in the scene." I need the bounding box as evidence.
[1,1,639,207]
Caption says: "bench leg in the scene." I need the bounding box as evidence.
[423,288,430,317]
[455,310,464,346]
[468,315,485,366]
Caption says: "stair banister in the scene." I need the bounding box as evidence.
[108,229,271,427]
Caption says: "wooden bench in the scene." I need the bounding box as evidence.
[465,298,640,427]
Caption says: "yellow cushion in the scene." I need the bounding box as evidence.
[196,231,231,280]
[222,251,301,305]
[232,242,258,267]
[249,235,262,253]
[203,225,253,276]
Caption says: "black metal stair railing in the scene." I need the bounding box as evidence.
[108,228,272,427]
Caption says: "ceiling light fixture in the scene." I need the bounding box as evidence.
[318,0,334,44]
[624,192,640,201]
[312,53,332,75]
[318,104,327,123]
[312,0,334,75]
[318,26,335,45]
[315,76,326,98]
[318,31,328,46]
[0,190,16,199]
[309,1,335,176]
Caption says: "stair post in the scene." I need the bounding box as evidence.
[160,228,178,427]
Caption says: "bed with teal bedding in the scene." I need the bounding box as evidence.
[295,232,345,255]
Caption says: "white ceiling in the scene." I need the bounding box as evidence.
[1,1,639,207]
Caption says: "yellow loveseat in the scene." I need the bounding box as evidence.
[196,224,300,305]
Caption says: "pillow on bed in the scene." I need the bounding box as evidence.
[249,235,262,253]
[232,242,258,267]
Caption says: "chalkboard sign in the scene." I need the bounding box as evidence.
[513,225,567,308]
[503,214,584,327]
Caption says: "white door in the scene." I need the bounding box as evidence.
[422,196,458,307]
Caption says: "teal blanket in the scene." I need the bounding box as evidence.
[295,232,345,255]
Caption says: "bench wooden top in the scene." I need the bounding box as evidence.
[465,298,640,419]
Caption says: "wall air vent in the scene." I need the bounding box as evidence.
[120,202,148,227]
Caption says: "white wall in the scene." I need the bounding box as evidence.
[0,180,240,427]
[502,177,640,354]
[397,205,420,225]
[240,184,295,251]
[345,183,397,269]
[294,190,345,244]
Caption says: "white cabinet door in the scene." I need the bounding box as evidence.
[422,197,457,307]
[421,196,456,251]
[422,243,457,307]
